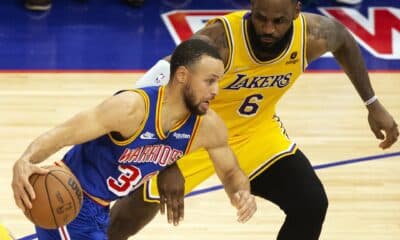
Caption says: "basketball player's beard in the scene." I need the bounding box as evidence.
[183,85,205,116]
[248,19,293,55]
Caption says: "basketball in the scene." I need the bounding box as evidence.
[24,165,83,229]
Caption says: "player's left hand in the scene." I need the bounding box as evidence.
[367,100,399,149]
[230,190,257,223]
[157,163,185,226]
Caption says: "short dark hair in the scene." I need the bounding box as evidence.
[170,39,222,78]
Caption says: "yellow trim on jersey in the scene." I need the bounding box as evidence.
[83,191,110,207]
[108,89,150,146]
[155,86,167,139]
[143,178,160,203]
[243,18,294,65]
[220,17,234,72]
[301,14,308,71]
[156,86,194,137]
[207,17,234,73]
[184,116,202,154]
[56,161,111,206]
[249,143,298,181]
[170,114,191,132]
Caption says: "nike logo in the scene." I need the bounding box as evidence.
[140,131,156,140]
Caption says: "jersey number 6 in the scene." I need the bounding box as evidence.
[238,94,264,116]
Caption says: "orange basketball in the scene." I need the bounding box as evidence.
[24,165,83,229]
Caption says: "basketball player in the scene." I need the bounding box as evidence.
[108,0,399,239]
[11,39,257,239]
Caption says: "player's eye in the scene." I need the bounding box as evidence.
[274,17,287,25]
[207,78,216,85]
[255,13,267,22]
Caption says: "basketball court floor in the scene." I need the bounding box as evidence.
[0,0,399,239]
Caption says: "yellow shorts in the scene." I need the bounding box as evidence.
[143,116,297,202]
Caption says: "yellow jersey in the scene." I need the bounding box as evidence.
[143,11,308,201]
[209,11,307,138]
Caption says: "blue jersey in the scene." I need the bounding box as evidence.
[63,86,201,201]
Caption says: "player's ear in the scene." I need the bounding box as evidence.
[294,1,301,19]
[175,66,189,84]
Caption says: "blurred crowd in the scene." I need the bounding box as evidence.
[24,0,363,11]
[25,0,146,11]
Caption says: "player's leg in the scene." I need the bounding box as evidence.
[250,149,328,240]
[108,185,160,240]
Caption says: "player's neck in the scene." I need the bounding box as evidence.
[161,85,190,131]
[247,19,293,61]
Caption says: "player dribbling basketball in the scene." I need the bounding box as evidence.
[11,39,257,239]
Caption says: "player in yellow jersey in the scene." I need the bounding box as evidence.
[108,0,399,239]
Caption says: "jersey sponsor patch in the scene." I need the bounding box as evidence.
[172,132,191,139]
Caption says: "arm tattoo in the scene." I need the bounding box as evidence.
[193,21,229,63]
[307,16,344,52]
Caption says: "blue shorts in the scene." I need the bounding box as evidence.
[35,195,109,240]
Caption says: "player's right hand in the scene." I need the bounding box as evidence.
[157,163,185,226]
[11,159,49,212]
[367,101,399,149]
[231,190,257,223]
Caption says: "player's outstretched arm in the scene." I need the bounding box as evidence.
[305,13,399,149]
[197,110,257,223]
[12,91,145,211]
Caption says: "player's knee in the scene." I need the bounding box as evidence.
[309,186,328,220]
[108,209,135,240]
[109,201,159,239]
[292,183,328,221]
[108,187,160,240]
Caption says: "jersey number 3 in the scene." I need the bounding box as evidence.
[238,94,263,116]
[107,165,142,197]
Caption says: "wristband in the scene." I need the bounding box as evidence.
[364,96,378,106]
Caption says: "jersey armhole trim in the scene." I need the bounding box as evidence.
[215,17,234,73]
[301,14,308,71]
[184,116,203,154]
[108,89,150,146]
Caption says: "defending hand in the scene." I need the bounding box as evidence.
[230,190,257,223]
[157,163,185,226]
[367,101,399,149]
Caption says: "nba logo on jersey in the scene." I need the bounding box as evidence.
[155,73,166,84]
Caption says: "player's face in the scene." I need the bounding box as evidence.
[250,0,300,49]
[183,56,224,115]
